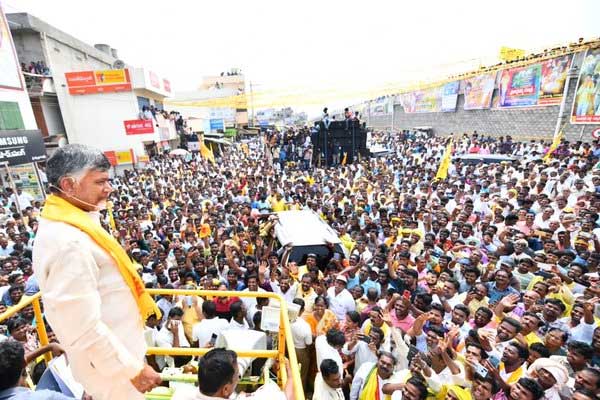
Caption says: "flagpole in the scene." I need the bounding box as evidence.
[552,62,578,140]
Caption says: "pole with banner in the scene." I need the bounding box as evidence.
[552,64,577,140]
[32,163,47,200]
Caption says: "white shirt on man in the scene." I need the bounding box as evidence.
[156,321,190,370]
[326,286,356,320]
[10,191,34,209]
[291,317,313,350]
[315,335,343,378]
[342,341,378,375]
[314,373,345,400]
[229,318,249,330]
[191,317,229,347]
[350,362,396,400]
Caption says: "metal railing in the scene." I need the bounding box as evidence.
[0,289,305,400]
[0,292,51,364]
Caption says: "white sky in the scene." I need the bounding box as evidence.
[3,0,600,114]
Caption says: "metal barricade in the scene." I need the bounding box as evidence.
[0,289,305,400]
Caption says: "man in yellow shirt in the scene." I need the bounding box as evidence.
[270,193,288,212]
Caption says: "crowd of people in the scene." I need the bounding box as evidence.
[2,127,600,400]
[20,61,51,76]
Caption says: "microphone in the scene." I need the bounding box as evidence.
[48,184,107,211]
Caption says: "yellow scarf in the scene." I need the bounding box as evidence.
[359,366,390,400]
[41,195,161,322]
[499,362,524,385]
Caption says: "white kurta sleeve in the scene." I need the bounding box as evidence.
[349,368,366,400]
[41,240,144,380]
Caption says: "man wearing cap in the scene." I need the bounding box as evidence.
[327,275,356,320]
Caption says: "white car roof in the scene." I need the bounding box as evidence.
[274,210,341,247]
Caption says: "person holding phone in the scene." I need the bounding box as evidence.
[342,326,385,375]
[191,300,229,348]
[155,307,190,370]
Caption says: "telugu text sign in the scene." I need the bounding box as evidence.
[65,69,132,95]
[0,130,46,166]
[124,119,155,135]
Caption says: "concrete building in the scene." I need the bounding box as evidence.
[0,5,47,203]
[0,11,36,132]
[169,69,248,131]
[7,12,177,166]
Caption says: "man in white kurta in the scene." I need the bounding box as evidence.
[35,215,146,398]
[33,144,160,399]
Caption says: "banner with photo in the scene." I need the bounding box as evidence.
[396,81,459,113]
[498,55,571,108]
[498,64,542,108]
[571,48,600,124]
[463,72,496,110]
[369,97,391,116]
[539,55,571,105]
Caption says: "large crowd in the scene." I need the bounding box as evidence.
[2,125,600,400]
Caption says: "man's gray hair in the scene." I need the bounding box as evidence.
[47,144,111,189]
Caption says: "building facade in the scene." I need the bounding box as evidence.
[7,13,177,166]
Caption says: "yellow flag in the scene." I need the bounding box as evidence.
[434,139,453,181]
[341,152,347,165]
[543,129,564,163]
[107,201,117,233]
[500,46,525,62]
[200,138,216,165]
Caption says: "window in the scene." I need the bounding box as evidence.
[0,102,25,130]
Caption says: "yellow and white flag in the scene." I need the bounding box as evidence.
[434,139,453,181]
[543,129,564,163]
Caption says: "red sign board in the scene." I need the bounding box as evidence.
[124,119,154,135]
[149,71,160,89]
[104,151,117,166]
[163,79,171,93]
[65,69,132,95]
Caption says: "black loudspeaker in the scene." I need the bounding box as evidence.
[312,121,368,165]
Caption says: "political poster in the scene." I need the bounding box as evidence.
[396,81,459,113]
[571,48,600,124]
[441,82,460,111]
[539,55,571,105]
[498,64,542,108]
[10,163,44,200]
[370,97,391,116]
[463,72,496,110]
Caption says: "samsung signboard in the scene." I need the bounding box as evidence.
[0,130,46,166]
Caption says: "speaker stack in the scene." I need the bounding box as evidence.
[313,120,368,164]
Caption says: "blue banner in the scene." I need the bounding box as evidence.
[209,119,224,131]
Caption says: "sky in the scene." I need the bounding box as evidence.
[3,0,600,114]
